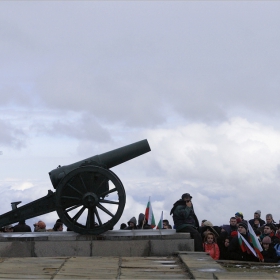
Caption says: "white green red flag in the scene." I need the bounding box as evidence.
[248,222,264,261]
[156,211,163,229]
[145,197,156,228]
[238,232,256,257]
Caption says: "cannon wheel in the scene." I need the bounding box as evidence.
[55,166,126,235]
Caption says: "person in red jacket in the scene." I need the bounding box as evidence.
[203,232,220,260]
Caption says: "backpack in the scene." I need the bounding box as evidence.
[274,243,280,257]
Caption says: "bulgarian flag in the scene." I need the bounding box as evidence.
[238,232,256,257]
[145,197,156,228]
[156,211,163,229]
[248,222,264,261]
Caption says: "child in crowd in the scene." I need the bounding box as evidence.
[203,232,220,260]
[261,236,278,263]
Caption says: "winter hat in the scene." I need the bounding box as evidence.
[262,236,271,244]
[238,222,248,231]
[255,210,261,216]
[203,221,219,237]
[182,193,192,199]
[203,221,213,227]
[231,231,238,237]
[127,217,137,226]
[235,212,243,218]
[37,221,46,229]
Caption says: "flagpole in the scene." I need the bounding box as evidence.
[143,197,150,229]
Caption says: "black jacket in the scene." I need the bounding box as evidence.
[261,245,278,263]
[124,217,137,230]
[137,213,152,229]
[248,218,265,228]
[13,222,31,232]
[228,234,259,262]
[170,199,199,230]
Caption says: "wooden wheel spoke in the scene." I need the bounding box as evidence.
[86,208,95,229]
[64,204,82,213]
[79,174,88,192]
[61,196,81,201]
[99,199,119,205]
[67,183,83,196]
[72,206,86,222]
[98,187,117,198]
[94,208,102,225]
[92,177,107,193]
[97,203,114,217]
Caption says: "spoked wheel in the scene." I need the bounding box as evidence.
[55,166,126,235]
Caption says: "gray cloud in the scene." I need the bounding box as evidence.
[0,119,26,148]
[1,118,280,228]
[30,113,111,143]
[1,1,280,228]
[0,2,280,127]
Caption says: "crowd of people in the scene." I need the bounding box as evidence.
[0,219,64,233]
[2,192,279,263]
[119,213,172,230]
[170,192,280,263]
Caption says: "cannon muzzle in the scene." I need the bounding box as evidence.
[49,139,151,189]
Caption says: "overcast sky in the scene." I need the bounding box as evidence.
[1,1,280,230]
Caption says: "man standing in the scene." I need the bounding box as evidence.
[249,210,265,228]
[221,217,238,237]
[170,193,203,251]
[265,214,276,225]
[260,224,280,245]
[228,222,259,262]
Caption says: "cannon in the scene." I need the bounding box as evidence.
[0,139,151,234]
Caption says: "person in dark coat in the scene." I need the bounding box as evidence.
[124,217,137,230]
[137,213,152,229]
[228,222,259,262]
[53,222,63,231]
[248,210,265,228]
[120,223,127,229]
[260,223,280,246]
[219,237,231,260]
[13,220,31,232]
[170,193,203,251]
[221,217,238,237]
[261,236,278,263]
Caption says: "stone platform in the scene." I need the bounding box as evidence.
[0,230,194,258]
[0,252,278,279]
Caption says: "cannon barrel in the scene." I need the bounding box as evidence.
[49,139,151,189]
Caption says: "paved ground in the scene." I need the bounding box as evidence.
[0,252,280,279]
[178,252,280,279]
[0,256,190,279]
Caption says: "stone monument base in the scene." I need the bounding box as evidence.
[0,229,194,257]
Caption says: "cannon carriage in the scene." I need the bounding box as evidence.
[0,140,151,234]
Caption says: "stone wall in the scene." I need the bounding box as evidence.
[0,230,194,257]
